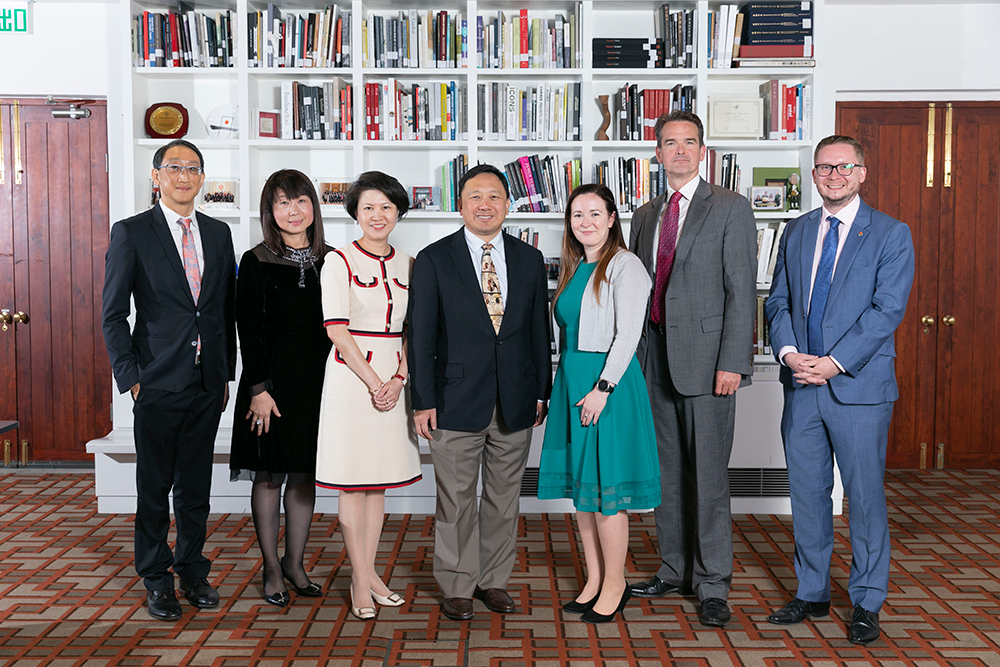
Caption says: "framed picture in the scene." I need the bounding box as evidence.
[707,98,764,139]
[200,180,238,210]
[256,109,280,139]
[753,167,803,212]
[411,186,442,211]
[751,185,784,211]
[317,181,351,205]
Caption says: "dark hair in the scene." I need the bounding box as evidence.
[814,135,865,165]
[654,110,705,147]
[344,171,410,220]
[259,169,326,256]
[152,139,205,170]
[553,184,626,308]
[458,163,510,201]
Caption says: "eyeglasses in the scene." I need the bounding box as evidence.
[157,164,204,177]
[815,163,863,177]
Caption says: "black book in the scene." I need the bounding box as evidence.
[684,9,694,67]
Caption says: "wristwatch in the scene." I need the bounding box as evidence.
[596,379,615,394]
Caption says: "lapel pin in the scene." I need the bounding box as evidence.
[857,231,863,236]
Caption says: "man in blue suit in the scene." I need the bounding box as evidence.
[764,135,914,645]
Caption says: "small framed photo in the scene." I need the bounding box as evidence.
[765,179,788,211]
[200,180,238,210]
[751,185,784,211]
[256,109,280,139]
[411,186,442,211]
[317,181,351,206]
[708,97,764,139]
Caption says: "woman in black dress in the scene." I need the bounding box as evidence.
[230,169,332,606]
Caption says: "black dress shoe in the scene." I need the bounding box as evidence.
[849,605,880,645]
[180,578,220,608]
[581,586,631,624]
[474,587,516,613]
[767,598,830,625]
[628,575,689,598]
[281,560,323,597]
[442,597,474,621]
[146,589,182,620]
[699,598,732,627]
[562,593,599,614]
[261,576,290,608]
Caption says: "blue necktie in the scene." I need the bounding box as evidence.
[807,215,841,356]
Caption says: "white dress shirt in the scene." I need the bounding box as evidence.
[464,227,508,304]
[650,175,702,272]
[778,195,862,370]
[160,200,205,278]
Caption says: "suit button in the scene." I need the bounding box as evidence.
[191,341,197,347]
[196,311,200,317]
[490,369,497,374]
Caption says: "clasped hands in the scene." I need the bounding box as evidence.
[784,352,841,385]
[368,376,404,412]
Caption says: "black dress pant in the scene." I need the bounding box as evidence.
[132,365,225,591]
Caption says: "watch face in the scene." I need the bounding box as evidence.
[144,103,190,138]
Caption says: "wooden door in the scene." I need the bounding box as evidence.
[0,98,112,462]
[0,106,16,461]
[838,101,1000,468]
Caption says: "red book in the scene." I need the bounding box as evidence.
[169,12,181,66]
[142,11,151,66]
[739,44,814,58]
[366,83,375,140]
[519,9,528,68]
[346,84,353,140]
[335,17,343,66]
[518,156,541,212]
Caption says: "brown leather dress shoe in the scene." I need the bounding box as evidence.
[474,587,516,613]
[442,597,474,621]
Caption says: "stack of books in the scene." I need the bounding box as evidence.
[759,79,811,140]
[478,7,581,69]
[708,151,741,193]
[611,84,695,141]
[439,155,469,212]
[653,4,696,68]
[363,10,467,69]
[248,4,352,68]
[278,79,353,140]
[477,82,581,142]
[366,80,467,141]
[736,0,814,66]
[592,38,664,69]
[494,155,577,213]
[593,157,665,213]
[133,9,235,67]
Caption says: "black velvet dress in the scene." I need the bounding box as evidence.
[230,244,332,480]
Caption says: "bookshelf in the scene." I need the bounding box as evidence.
[99,0,832,514]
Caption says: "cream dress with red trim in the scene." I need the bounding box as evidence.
[315,241,422,490]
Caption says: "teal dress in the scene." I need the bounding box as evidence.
[538,262,661,515]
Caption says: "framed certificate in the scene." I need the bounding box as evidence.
[707,98,764,139]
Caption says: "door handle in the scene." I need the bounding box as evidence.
[12,311,27,325]
[0,310,10,331]
[942,315,955,327]
[921,315,935,326]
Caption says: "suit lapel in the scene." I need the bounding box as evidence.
[637,195,663,278]
[500,233,522,334]
[198,214,217,303]
[449,229,493,330]
[826,199,872,308]
[797,209,822,315]
[150,206,195,305]
[673,179,711,268]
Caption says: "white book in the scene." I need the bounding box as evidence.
[726,5,739,69]
[280,80,294,139]
[767,222,787,279]
[757,226,775,283]
[503,17,512,69]
[506,84,518,141]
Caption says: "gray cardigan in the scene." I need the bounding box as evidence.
[566,248,652,386]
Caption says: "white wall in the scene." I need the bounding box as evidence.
[0,2,113,97]
[826,3,1000,100]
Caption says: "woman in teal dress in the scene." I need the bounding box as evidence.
[538,184,660,624]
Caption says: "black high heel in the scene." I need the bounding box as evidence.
[261,576,290,607]
[281,560,324,597]
[581,586,631,624]
[562,593,599,614]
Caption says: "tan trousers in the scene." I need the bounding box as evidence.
[428,404,532,599]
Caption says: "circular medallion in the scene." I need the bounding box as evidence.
[144,103,189,138]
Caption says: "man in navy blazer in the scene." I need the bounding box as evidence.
[102,140,236,621]
[765,136,914,644]
[408,164,551,622]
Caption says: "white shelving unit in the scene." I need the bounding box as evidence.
[92,0,838,515]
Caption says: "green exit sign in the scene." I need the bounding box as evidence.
[0,2,30,34]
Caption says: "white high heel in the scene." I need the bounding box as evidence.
[371,589,405,607]
[350,586,376,620]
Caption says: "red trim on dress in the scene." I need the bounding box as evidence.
[392,278,409,290]
[349,329,403,338]
[380,259,393,332]
[333,249,352,282]
[353,240,395,261]
[316,473,422,491]
[353,275,378,288]
[324,318,349,327]
[335,349,372,364]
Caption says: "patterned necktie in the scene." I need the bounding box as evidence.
[177,217,201,303]
[481,243,504,334]
[177,217,202,359]
[651,191,683,324]
[807,215,842,356]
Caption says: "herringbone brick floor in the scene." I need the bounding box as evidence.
[0,469,997,666]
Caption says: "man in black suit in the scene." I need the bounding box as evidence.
[102,139,236,621]
[408,164,551,622]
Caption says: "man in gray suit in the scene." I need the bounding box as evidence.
[627,111,757,627]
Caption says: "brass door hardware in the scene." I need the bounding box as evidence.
[0,107,4,186]
[943,103,953,188]
[20,440,27,466]
[921,315,935,334]
[926,103,935,187]
[919,443,927,469]
[3,440,9,467]
[942,315,955,326]
[936,443,945,469]
[12,311,27,325]
[0,310,9,331]
[12,101,21,185]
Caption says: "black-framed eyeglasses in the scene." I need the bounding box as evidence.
[157,164,204,177]
[815,163,863,177]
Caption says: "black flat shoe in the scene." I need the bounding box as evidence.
[848,605,880,645]
[562,593,599,614]
[581,586,631,624]
[700,597,732,627]
[628,575,691,598]
[768,598,830,625]
[281,560,323,597]
[146,589,182,621]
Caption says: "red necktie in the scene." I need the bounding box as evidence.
[651,191,683,324]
